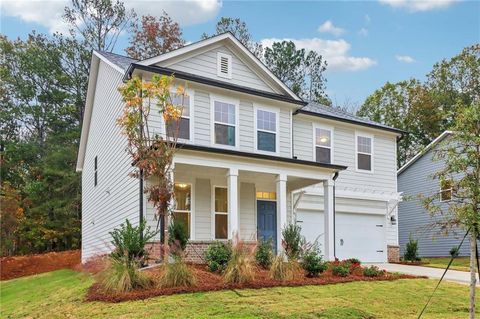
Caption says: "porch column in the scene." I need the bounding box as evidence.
[323,179,335,261]
[167,163,175,228]
[276,174,287,253]
[227,168,239,241]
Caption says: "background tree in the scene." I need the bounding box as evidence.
[126,12,185,60]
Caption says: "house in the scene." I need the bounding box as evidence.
[76,33,404,264]
[398,131,473,257]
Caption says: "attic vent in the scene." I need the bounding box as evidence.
[217,52,232,79]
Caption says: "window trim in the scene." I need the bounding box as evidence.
[217,52,232,79]
[355,131,374,173]
[313,124,334,164]
[164,87,194,143]
[254,105,280,155]
[439,179,453,202]
[210,95,240,150]
[173,182,195,240]
[211,185,229,240]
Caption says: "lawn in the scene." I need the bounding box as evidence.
[421,257,472,272]
[1,269,478,319]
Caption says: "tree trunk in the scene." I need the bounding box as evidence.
[470,233,477,319]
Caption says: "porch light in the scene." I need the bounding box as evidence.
[176,183,188,189]
[390,215,397,225]
[319,136,329,143]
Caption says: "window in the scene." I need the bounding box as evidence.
[315,128,332,164]
[94,156,98,186]
[256,191,276,200]
[440,179,453,202]
[166,92,190,140]
[217,52,232,78]
[214,187,228,239]
[214,101,236,146]
[256,109,277,152]
[356,135,373,171]
[173,183,191,238]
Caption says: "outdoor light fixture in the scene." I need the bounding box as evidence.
[390,215,397,225]
[319,136,329,143]
[176,183,188,189]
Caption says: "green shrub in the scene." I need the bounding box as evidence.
[450,246,460,257]
[223,243,255,285]
[168,218,189,256]
[282,224,305,261]
[269,253,295,281]
[205,241,232,272]
[363,265,384,277]
[344,258,361,265]
[255,239,273,269]
[100,257,153,293]
[110,219,158,266]
[301,249,328,277]
[404,234,420,262]
[331,264,350,277]
[159,256,196,288]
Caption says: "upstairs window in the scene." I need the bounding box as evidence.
[94,156,98,186]
[356,135,373,171]
[256,109,277,152]
[166,92,190,140]
[214,101,236,147]
[440,179,453,202]
[315,128,332,164]
[217,52,232,79]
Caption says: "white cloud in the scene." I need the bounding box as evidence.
[379,0,458,12]
[364,14,371,23]
[0,0,221,34]
[317,20,345,37]
[358,28,369,36]
[261,37,377,72]
[395,54,416,63]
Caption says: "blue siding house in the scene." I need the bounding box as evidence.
[398,131,472,257]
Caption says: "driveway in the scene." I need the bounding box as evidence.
[369,263,479,286]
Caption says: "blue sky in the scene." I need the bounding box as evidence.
[1,0,479,108]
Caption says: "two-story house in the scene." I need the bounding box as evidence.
[76,33,404,264]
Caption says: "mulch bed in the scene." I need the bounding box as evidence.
[0,250,81,280]
[392,261,426,266]
[87,264,423,303]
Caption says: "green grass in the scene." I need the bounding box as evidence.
[1,269,478,319]
[421,257,472,272]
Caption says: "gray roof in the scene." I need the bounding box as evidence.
[299,101,405,134]
[96,51,137,71]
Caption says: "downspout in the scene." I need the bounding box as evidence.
[332,171,339,259]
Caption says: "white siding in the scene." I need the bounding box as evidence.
[279,108,292,157]
[195,178,212,240]
[81,61,138,262]
[193,90,211,146]
[239,100,254,152]
[240,182,256,241]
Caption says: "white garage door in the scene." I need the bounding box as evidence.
[296,210,386,262]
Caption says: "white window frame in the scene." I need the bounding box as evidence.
[254,105,280,155]
[210,95,240,150]
[439,179,453,202]
[211,185,229,240]
[355,131,374,173]
[313,124,334,164]
[173,182,195,240]
[217,52,232,79]
[163,87,194,144]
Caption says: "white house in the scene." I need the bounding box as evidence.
[76,33,404,264]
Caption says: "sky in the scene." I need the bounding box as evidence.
[1,0,479,109]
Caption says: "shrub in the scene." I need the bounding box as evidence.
[404,234,420,262]
[168,218,189,256]
[110,219,158,266]
[255,239,273,269]
[301,249,328,277]
[99,257,153,293]
[223,242,255,285]
[344,258,361,265]
[269,253,296,281]
[450,246,460,257]
[282,224,305,261]
[205,241,232,273]
[331,264,350,277]
[159,256,196,288]
[363,265,384,277]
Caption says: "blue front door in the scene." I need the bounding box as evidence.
[257,200,277,251]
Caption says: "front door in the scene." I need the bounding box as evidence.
[257,200,277,251]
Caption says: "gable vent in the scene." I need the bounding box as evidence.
[217,52,232,79]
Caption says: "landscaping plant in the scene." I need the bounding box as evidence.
[450,246,460,258]
[404,234,420,262]
[99,257,153,294]
[301,248,328,277]
[331,264,350,277]
[363,265,384,277]
[223,242,255,285]
[282,224,305,261]
[255,239,273,269]
[159,256,196,288]
[205,241,232,272]
[269,253,295,281]
[168,218,189,256]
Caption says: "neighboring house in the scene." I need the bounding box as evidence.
[76,33,404,264]
[398,131,473,257]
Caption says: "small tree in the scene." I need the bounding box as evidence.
[404,234,420,262]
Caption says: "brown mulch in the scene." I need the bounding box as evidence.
[87,264,424,303]
[0,250,81,280]
[392,261,425,266]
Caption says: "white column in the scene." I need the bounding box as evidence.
[276,174,288,253]
[323,179,335,261]
[227,168,239,241]
[167,163,175,228]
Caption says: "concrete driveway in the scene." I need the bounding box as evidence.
[369,263,479,286]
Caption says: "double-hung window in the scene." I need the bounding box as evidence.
[214,101,236,147]
[173,183,191,238]
[214,187,228,239]
[440,179,453,202]
[256,109,277,152]
[166,92,190,140]
[356,134,373,171]
[315,127,332,164]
